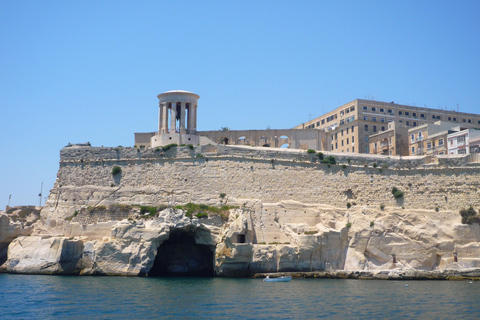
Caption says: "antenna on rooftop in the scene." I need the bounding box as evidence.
[308,113,312,121]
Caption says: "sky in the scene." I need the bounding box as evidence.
[1,1,479,208]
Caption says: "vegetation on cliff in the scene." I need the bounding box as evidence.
[460,206,480,224]
[174,203,238,221]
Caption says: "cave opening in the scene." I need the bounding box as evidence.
[148,230,215,277]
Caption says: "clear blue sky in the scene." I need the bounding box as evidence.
[1,1,479,208]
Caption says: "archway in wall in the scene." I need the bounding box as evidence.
[257,136,269,147]
[278,135,289,148]
[237,136,247,145]
[148,230,215,277]
[218,137,229,145]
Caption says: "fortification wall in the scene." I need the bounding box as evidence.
[44,145,480,220]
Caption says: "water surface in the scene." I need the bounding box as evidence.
[1,274,479,319]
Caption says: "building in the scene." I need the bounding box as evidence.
[369,121,409,156]
[295,99,480,154]
[447,128,480,155]
[135,90,328,150]
[407,121,461,156]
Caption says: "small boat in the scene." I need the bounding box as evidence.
[263,276,292,282]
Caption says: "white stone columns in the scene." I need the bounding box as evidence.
[161,103,169,133]
[170,103,177,133]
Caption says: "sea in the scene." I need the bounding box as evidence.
[1,274,480,319]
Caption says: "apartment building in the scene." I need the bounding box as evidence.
[408,122,460,156]
[295,99,480,154]
[369,121,409,156]
[447,129,480,155]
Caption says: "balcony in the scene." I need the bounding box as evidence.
[416,136,423,142]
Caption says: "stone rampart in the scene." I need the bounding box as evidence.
[49,145,480,218]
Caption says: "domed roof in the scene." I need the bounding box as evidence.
[157,90,200,100]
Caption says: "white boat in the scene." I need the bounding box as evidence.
[263,276,292,282]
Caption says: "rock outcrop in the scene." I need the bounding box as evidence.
[2,200,480,277]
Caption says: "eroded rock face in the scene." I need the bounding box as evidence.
[3,201,480,277]
[4,236,83,274]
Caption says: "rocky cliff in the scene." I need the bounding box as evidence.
[1,144,480,277]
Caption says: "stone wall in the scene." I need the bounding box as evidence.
[43,145,480,222]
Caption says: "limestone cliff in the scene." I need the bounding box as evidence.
[1,144,480,277]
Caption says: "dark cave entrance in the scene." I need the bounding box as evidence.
[148,230,215,277]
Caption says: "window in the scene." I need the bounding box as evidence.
[453,117,457,121]
[463,119,466,123]
[412,146,415,153]
[399,111,403,115]
[346,109,349,114]
[371,107,376,112]
[365,125,368,131]
[427,142,432,149]
[321,119,325,125]
[388,109,393,114]
[365,135,369,142]
[432,115,436,119]
[405,111,410,116]
[439,139,444,146]
[478,120,480,125]
[406,121,410,126]
[352,136,355,143]
[380,118,385,123]
[350,106,355,111]
[411,134,415,142]
[352,126,354,133]
[373,125,377,133]
[335,142,338,149]
[352,147,355,152]
[347,148,349,152]
[412,112,416,117]
[381,126,385,131]
[346,128,349,134]
[363,106,368,111]
[335,133,338,140]
[364,116,368,120]
[420,114,425,118]
[413,121,417,126]
[342,140,344,146]
[380,108,384,112]
[448,117,452,121]
[346,138,349,144]
[372,117,377,122]
[436,116,441,120]
[341,129,344,136]
[468,119,472,123]
[340,120,345,125]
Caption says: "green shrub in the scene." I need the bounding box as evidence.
[220,193,226,199]
[317,152,324,160]
[162,143,178,152]
[307,149,316,154]
[321,155,336,165]
[187,144,194,150]
[346,222,352,228]
[180,144,186,147]
[195,212,208,219]
[304,231,317,235]
[346,202,352,209]
[196,154,204,158]
[391,187,404,199]
[112,166,122,176]
[370,221,374,227]
[140,206,157,217]
[435,207,439,212]
[380,204,385,210]
[342,164,347,169]
[373,162,378,168]
[155,147,161,152]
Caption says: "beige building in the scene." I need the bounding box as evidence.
[407,122,462,156]
[295,99,480,154]
[369,121,409,156]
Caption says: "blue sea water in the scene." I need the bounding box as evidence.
[1,274,480,319]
